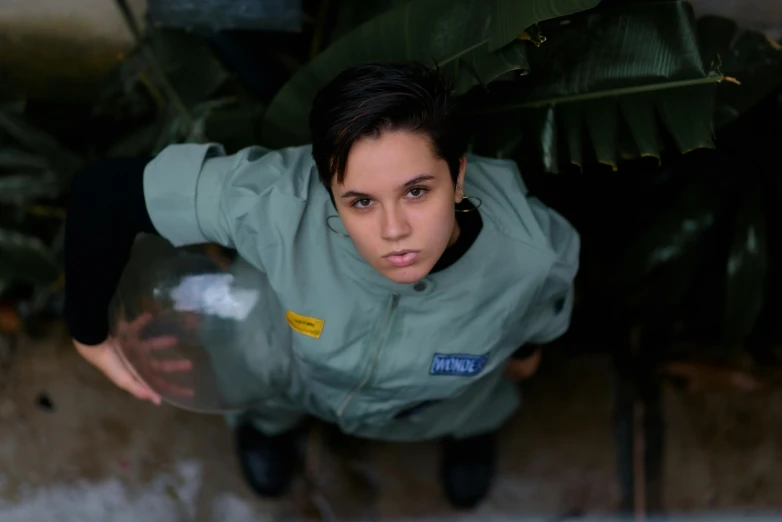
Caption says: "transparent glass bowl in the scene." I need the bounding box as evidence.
[108,235,292,413]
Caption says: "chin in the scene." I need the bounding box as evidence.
[382,263,433,285]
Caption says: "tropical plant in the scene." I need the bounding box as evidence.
[0,23,263,332]
[0,103,82,303]
[468,2,782,172]
[2,0,781,365]
[260,0,602,148]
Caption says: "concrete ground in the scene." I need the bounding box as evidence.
[1,323,781,521]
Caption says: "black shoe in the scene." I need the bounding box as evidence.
[440,432,496,509]
[235,422,299,498]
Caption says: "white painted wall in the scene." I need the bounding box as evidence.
[0,0,148,100]
[0,0,147,45]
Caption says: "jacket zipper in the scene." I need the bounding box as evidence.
[337,293,399,419]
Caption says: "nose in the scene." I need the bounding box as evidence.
[380,204,411,242]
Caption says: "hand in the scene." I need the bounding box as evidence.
[504,347,541,382]
[114,312,196,400]
[74,312,193,404]
[74,334,163,404]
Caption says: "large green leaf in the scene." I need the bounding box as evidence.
[473,1,721,171]
[328,3,536,99]
[0,149,49,171]
[488,0,602,51]
[723,188,768,349]
[452,40,531,94]
[261,0,600,148]
[143,29,231,110]
[94,28,231,133]
[0,228,59,285]
[107,97,264,158]
[0,172,60,205]
[0,111,83,175]
[328,0,410,44]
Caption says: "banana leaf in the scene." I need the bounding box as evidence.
[328,0,410,44]
[697,16,782,129]
[105,119,170,159]
[0,228,59,285]
[0,111,83,175]
[94,28,231,126]
[723,188,768,349]
[0,172,60,205]
[201,103,265,153]
[472,1,721,172]
[143,29,232,110]
[261,0,600,148]
[107,97,265,158]
[0,149,49,171]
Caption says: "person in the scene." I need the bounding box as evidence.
[64,62,580,509]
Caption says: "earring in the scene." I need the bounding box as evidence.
[455,183,481,211]
[456,195,482,212]
[326,215,350,237]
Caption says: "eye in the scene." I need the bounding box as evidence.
[407,187,428,199]
[352,198,373,209]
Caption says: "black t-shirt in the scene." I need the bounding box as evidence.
[430,198,482,274]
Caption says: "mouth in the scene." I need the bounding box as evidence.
[383,250,420,267]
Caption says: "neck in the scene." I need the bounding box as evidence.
[447,217,461,247]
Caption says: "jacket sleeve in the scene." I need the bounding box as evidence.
[524,197,581,345]
[143,143,311,267]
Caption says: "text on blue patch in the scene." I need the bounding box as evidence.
[429,353,489,376]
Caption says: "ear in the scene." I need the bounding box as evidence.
[455,156,467,204]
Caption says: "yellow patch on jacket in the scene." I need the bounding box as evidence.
[285,310,325,339]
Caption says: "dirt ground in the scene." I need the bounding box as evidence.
[0,322,780,521]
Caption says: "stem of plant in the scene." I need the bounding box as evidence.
[473,73,725,114]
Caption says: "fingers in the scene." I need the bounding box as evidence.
[505,350,542,382]
[140,335,179,351]
[148,359,192,373]
[129,312,153,333]
[108,344,163,405]
[115,373,162,405]
[148,375,195,398]
[75,337,165,405]
[118,336,178,362]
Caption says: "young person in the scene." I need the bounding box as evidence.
[64,62,580,509]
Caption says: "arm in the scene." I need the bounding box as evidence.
[523,197,580,345]
[64,157,166,403]
[504,198,580,382]
[64,157,158,345]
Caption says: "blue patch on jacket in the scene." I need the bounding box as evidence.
[429,353,489,376]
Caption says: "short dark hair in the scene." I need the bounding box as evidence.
[309,62,467,192]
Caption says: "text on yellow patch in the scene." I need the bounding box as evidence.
[285,310,325,339]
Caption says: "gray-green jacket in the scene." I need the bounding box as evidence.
[143,143,580,441]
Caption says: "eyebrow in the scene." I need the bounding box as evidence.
[340,175,435,199]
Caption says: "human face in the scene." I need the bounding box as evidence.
[332,130,466,284]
